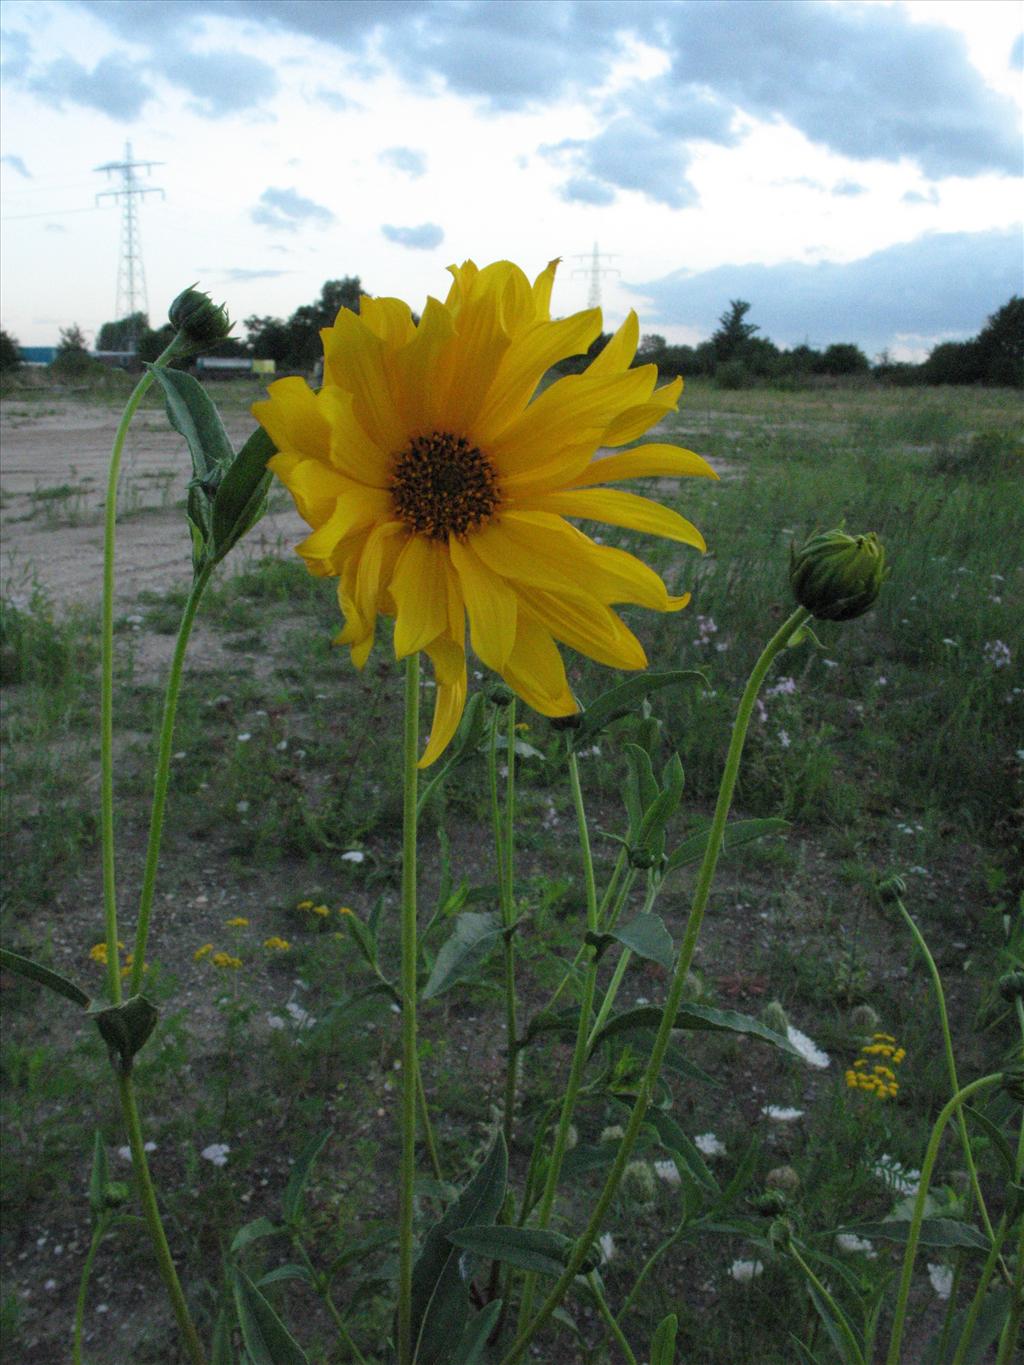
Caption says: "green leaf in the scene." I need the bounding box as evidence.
[837,1219,989,1251]
[232,1267,308,1365]
[210,1309,233,1365]
[452,1301,503,1365]
[610,914,675,971]
[590,1003,803,1060]
[409,1136,507,1365]
[211,426,275,563]
[573,671,705,748]
[788,1335,826,1364]
[805,1281,865,1365]
[962,1104,1017,1181]
[149,366,234,486]
[88,1130,109,1217]
[634,753,685,857]
[920,1287,1011,1365]
[325,1229,396,1280]
[282,1131,330,1225]
[643,1109,719,1192]
[89,994,159,1074]
[665,818,790,873]
[231,1216,281,1256]
[650,1313,678,1365]
[421,913,503,1000]
[345,910,380,972]
[661,1044,718,1088]
[0,947,90,1008]
[257,1263,315,1289]
[447,1224,597,1278]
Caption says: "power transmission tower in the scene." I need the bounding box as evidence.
[572,242,619,311]
[95,142,164,352]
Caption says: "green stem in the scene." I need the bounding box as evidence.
[499,606,811,1365]
[130,563,213,993]
[893,897,1002,1259]
[541,853,633,1016]
[73,1215,109,1365]
[489,702,519,1155]
[949,1214,1012,1365]
[416,1058,443,1183]
[516,747,600,1335]
[117,1074,206,1365]
[397,653,420,1365]
[615,1206,692,1327]
[99,336,185,1003]
[587,876,658,1050]
[294,1237,370,1365]
[789,1240,865,1365]
[885,1073,1004,1365]
[587,1272,638,1365]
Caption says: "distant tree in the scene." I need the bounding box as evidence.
[246,276,364,373]
[921,340,983,386]
[0,329,21,372]
[637,333,667,361]
[816,343,870,377]
[96,312,149,351]
[553,331,612,376]
[52,324,96,377]
[974,295,1024,386]
[712,299,759,363]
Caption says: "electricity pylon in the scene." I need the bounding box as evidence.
[95,142,164,352]
[572,242,619,311]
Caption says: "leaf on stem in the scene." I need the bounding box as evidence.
[590,1003,803,1060]
[89,995,158,1075]
[447,1225,598,1278]
[421,913,504,1000]
[232,1267,308,1365]
[665,818,790,873]
[572,671,705,748]
[282,1131,330,1225]
[0,947,90,1008]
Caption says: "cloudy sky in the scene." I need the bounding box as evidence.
[1,0,1021,357]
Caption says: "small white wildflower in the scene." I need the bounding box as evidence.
[341,850,365,864]
[822,659,839,669]
[941,638,957,647]
[836,1233,877,1258]
[266,1014,286,1030]
[598,1233,616,1264]
[44,1278,57,1291]
[766,677,796,697]
[763,1105,804,1123]
[729,1259,763,1283]
[694,1132,727,1157]
[286,1001,316,1029]
[654,1159,681,1186]
[786,1025,830,1069]
[236,732,251,743]
[96,1303,109,1314]
[983,640,1011,668]
[873,1154,921,1196]
[876,676,887,686]
[201,1143,231,1167]
[276,739,288,751]
[928,1263,953,1299]
[235,800,250,814]
[777,729,791,749]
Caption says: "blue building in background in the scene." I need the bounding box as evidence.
[18,346,58,365]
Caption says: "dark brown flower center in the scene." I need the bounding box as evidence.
[390,432,500,540]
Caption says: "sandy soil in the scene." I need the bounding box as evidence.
[0,397,306,611]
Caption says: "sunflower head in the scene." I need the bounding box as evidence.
[253,258,717,764]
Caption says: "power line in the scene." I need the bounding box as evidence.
[572,242,620,312]
[94,142,164,352]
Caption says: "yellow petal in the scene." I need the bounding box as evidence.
[268,454,346,528]
[499,606,575,716]
[253,377,331,461]
[473,310,602,442]
[419,638,467,767]
[602,379,684,445]
[359,295,416,349]
[296,483,392,568]
[448,536,518,671]
[487,367,655,476]
[517,585,647,670]
[524,487,707,551]
[352,521,408,632]
[316,386,392,487]
[531,258,561,321]
[567,443,718,485]
[320,310,407,453]
[390,536,450,658]
[584,311,639,376]
[389,297,456,433]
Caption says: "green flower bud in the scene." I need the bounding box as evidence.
[876,873,907,904]
[599,1124,625,1143]
[622,1160,656,1205]
[168,286,232,347]
[768,1217,794,1251]
[998,970,1024,1002]
[753,1189,788,1216]
[103,1180,131,1209]
[760,1000,790,1037]
[765,1165,801,1195]
[627,845,659,870]
[789,529,887,622]
[486,683,515,708]
[1002,1065,1024,1104]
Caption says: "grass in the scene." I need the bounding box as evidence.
[0,380,1021,1363]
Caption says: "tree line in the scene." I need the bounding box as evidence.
[1,285,1020,388]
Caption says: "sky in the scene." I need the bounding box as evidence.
[1,0,1021,358]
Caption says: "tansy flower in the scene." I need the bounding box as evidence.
[225,916,249,928]
[194,943,214,961]
[311,904,330,918]
[254,258,716,765]
[211,952,242,970]
[296,899,314,910]
[263,937,291,951]
[89,941,124,964]
[337,906,354,917]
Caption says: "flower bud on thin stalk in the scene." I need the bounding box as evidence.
[790,528,888,622]
[167,285,232,351]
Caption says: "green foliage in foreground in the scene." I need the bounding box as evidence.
[0,381,1020,1362]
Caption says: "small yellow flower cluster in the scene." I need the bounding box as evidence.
[211,952,242,970]
[88,941,146,978]
[225,916,249,928]
[263,937,291,952]
[296,898,353,921]
[846,1032,906,1101]
[194,943,214,961]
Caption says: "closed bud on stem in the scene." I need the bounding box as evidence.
[485,683,514,708]
[768,1217,794,1251]
[998,970,1024,1002]
[622,1160,656,1205]
[876,873,907,904]
[627,845,659,870]
[754,1189,789,1216]
[849,1004,881,1035]
[103,1180,131,1209]
[766,1165,801,1195]
[168,285,232,348]
[789,529,887,622]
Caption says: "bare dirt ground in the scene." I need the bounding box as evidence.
[0,396,305,612]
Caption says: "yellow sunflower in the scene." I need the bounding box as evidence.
[253,258,716,766]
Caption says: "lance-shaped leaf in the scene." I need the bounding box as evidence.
[232,1267,308,1365]
[572,671,705,748]
[210,426,275,563]
[651,1313,678,1365]
[409,1136,507,1365]
[590,1003,803,1060]
[421,912,503,1000]
[452,1302,503,1365]
[148,366,234,488]
[587,913,675,972]
[89,995,159,1074]
[447,1225,598,1278]
[836,1219,990,1251]
[0,947,91,1008]
[282,1131,330,1225]
[633,753,684,859]
[642,1108,719,1192]
[230,1216,282,1256]
[666,818,790,874]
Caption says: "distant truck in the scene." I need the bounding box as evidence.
[195,357,276,379]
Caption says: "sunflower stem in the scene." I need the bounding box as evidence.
[397,652,420,1365]
[500,605,811,1365]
